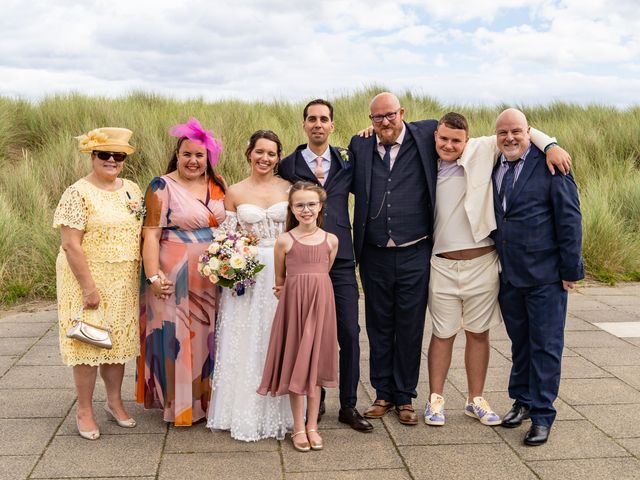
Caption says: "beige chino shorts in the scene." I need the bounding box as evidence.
[427,250,502,338]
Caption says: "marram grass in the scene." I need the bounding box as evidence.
[1,89,639,304]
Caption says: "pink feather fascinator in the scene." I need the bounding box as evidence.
[169,117,223,168]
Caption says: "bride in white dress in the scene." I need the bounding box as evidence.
[207,130,293,441]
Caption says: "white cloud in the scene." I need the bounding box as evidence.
[471,1,640,68]
[0,0,637,107]
[434,54,447,67]
[370,25,438,47]
[421,0,544,23]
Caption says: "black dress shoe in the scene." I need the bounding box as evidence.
[318,400,326,422]
[524,424,550,446]
[306,400,326,425]
[339,407,374,432]
[501,401,530,428]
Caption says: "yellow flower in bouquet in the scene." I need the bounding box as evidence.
[198,229,265,296]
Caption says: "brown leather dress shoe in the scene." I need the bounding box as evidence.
[395,404,418,425]
[364,400,395,418]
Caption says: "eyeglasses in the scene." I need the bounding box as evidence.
[93,151,127,162]
[369,110,401,124]
[292,202,321,212]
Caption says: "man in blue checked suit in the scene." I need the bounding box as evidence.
[491,108,584,446]
[350,92,438,426]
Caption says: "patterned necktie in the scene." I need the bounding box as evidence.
[314,157,325,185]
[382,144,392,171]
[499,159,521,209]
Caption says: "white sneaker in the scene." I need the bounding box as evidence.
[464,396,501,426]
[423,393,445,426]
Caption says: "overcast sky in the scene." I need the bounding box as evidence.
[1,0,638,107]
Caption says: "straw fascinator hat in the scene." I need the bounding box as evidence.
[76,128,135,155]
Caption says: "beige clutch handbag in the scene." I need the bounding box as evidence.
[66,309,113,349]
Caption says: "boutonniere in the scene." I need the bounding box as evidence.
[126,192,146,220]
[339,148,350,163]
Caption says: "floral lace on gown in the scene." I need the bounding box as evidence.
[207,201,293,441]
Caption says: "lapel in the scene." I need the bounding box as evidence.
[322,146,344,190]
[506,145,540,214]
[293,145,345,189]
[492,162,504,215]
[406,122,436,203]
[364,138,376,198]
[293,147,319,184]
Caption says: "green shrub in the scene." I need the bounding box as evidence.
[0,91,638,304]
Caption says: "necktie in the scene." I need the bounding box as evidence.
[314,157,325,185]
[499,160,520,209]
[382,144,392,171]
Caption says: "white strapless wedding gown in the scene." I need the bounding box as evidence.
[206,202,293,441]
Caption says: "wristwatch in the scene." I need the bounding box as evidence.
[146,274,160,285]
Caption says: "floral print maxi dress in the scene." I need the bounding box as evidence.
[136,175,225,426]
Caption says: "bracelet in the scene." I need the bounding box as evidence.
[82,288,97,298]
[544,142,558,153]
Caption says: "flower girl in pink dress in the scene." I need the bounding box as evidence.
[258,181,339,452]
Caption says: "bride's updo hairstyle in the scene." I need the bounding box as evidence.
[285,181,327,231]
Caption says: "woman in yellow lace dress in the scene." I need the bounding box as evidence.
[54,128,145,440]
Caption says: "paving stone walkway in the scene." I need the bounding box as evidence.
[1,283,640,480]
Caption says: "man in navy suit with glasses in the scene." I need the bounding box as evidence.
[350,92,438,426]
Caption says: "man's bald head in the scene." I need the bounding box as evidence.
[496,108,529,130]
[369,92,405,145]
[370,92,400,111]
[495,108,531,161]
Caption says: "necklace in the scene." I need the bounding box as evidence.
[296,227,319,239]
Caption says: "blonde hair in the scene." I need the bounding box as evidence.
[285,181,327,231]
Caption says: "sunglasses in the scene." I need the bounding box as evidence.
[93,151,127,162]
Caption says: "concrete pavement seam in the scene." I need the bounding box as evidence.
[26,389,78,479]
[154,419,170,480]
[0,324,55,383]
[360,379,415,480]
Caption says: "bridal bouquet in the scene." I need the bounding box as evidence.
[198,230,265,296]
